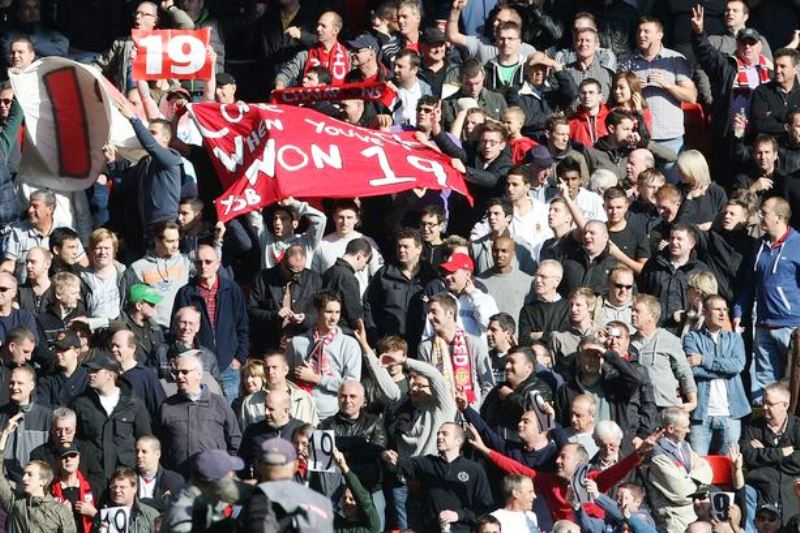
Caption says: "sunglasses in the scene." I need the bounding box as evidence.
[613,283,633,290]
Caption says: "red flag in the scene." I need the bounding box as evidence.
[187,103,472,223]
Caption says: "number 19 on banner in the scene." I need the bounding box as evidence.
[308,430,337,473]
[132,28,212,80]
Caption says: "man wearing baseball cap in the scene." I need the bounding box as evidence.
[70,352,151,496]
[214,72,237,104]
[426,252,499,341]
[37,330,88,407]
[163,449,251,532]
[691,5,774,145]
[240,438,334,532]
[119,283,166,365]
[347,33,387,83]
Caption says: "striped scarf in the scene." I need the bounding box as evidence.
[733,55,771,90]
[296,327,338,393]
[304,41,351,86]
[431,328,476,403]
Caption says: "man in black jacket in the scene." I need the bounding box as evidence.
[383,422,493,533]
[247,244,321,352]
[555,336,646,453]
[741,381,800,525]
[322,238,372,331]
[70,353,151,496]
[29,406,77,471]
[134,434,184,510]
[363,229,436,353]
[434,121,513,217]
[640,222,709,331]
[561,221,617,296]
[750,47,800,137]
[481,347,553,444]
[239,388,303,480]
[316,380,388,528]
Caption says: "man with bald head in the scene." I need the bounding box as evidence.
[318,380,388,526]
[110,328,165,419]
[173,244,249,402]
[562,221,617,295]
[626,149,655,193]
[0,271,40,350]
[17,246,52,315]
[274,10,350,89]
[238,388,304,479]
[478,235,535,320]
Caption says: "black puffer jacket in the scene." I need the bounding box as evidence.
[480,372,553,443]
[318,411,388,491]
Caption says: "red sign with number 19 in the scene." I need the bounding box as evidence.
[132,28,212,81]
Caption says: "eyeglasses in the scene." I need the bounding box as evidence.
[420,222,441,228]
[613,283,633,290]
[0,287,13,293]
[480,139,503,146]
[0,99,12,106]
[61,453,79,460]
[417,107,436,114]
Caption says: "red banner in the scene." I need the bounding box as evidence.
[271,80,397,109]
[187,103,472,223]
[132,28,212,81]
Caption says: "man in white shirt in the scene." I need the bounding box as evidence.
[392,49,432,127]
[491,474,539,532]
[311,200,383,295]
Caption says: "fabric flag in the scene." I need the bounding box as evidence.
[9,57,144,191]
[187,102,472,223]
[271,80,397,109]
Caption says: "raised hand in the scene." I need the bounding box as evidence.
[691,4,704,35]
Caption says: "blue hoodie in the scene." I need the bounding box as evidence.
[734,228,800,327]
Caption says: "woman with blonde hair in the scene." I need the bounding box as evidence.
[677,150,728,230]
[232,359,268,430]
[676,271,731,338]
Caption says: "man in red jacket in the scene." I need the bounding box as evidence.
[569,78,609,147]
[469,423,661,522]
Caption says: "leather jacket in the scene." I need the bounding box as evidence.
[319,411,388,491]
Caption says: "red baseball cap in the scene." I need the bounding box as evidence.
[439,253,474,273]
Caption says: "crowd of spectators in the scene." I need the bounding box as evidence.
[0,0,798,531]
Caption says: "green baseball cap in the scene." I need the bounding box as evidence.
[129,283,163,305]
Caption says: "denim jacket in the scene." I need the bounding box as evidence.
[682,327,751,421]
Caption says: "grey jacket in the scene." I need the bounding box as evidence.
[632,328,697,408]
[157,388,242,471]
[0,459,75,533]
[0,402,51,485]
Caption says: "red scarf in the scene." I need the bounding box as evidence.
[304,41,351,85]
[51,471,95,533]
[297,327,337,393]
[432,328,477,403]
[734,55,771,89]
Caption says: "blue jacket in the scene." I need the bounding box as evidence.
[683,327,751,421]
[734,228,800,327]
[173,276,250,370]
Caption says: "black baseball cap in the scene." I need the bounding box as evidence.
[82,353,121,374]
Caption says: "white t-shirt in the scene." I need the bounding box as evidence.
[491,508,539,533]
[512,197,553,250]
[574,188,608,223]
[99,388,121,416]
[706,330,730,417]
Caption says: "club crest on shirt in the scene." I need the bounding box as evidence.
[457,471,469,483]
